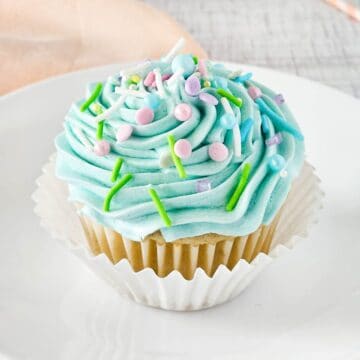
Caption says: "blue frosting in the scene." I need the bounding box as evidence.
[55,59,304,242]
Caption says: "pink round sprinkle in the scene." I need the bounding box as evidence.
[208,142,229,162]
[144,71,155,87]
[185,75,201,96]
[174,139,192,159]
[248,86,262,100]
[199,92,219,105]
[136,107,154,125]
[116,124,133,142]
[162,73,172,81]
[174,103,192,121]
[150,80,157,88]
[94,140,110,156]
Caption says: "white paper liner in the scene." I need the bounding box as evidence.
[33,155,323,311]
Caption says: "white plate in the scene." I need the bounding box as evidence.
[1,63,360,360]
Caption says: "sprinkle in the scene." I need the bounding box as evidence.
[80,83,102,112]
[94,140,110,156]
[217,88,243,107]
[265,133,283,146]
[199,92,218,105]
[95,94,127,122]
[96,120,105,140]
[220,97,241,157]
[166,68,185,87]
[228,70,243,79]
[162,74,172,81]
[268,154,286,172]
[198,59,208,78]
[110,158,123,182]
[103,174,133,212]
[192,55,198,64]
[120,60,151,77]
[159,151,173,168]
[202,80,211,88]
[280,169,288,178]
[130,74,141,84]
[226,163,251,211]
[240,118,254,142]
[73,127,93,151]
[116,124,133,142]
[163,37,185,63]
[233,73,253,83]
[167,134,187,179]
[115,87,148,97]
[171,54,195,77]
[144,71,155,87]
[274,94,285,105]
[90,102,104,115]
[136,107,154,125]
[148,188,172,227]
[185,75,201,96]
[174,139,192,159]
[153,68,166,98]
[261,114,271,135]
[208,142,229,162]
[256,98,304,140]
[196,179,212,193]
[247,86,262,100]
[174,103,192,121]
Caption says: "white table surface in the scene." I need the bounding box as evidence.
[145,0,360,98]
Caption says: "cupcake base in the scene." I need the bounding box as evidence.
[33,156,322,310]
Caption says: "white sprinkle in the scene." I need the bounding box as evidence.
[163,37,185,63]
[115,87,148,98]
[228,70,243,79]
[153,68,166,98]
[166,67,184,87]
[220,97,241,157]
[95,94,127,122]
[280,169,288,178]
[120,60,151,77]
[73,127,93,151]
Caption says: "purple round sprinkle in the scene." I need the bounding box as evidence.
[196,179,212,193]
[199,92,219,105]
[185,75,201,96]
[274,94,285,105]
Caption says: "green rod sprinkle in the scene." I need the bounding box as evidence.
[192,55,199,64]
[148,188,172,227]
[110,158,123,182]
[96,120,105,140]
[80,83,103,112]
[103,173,132,212]
[216,88,243,108]
[167,134,187,179]
[226,163,251,212]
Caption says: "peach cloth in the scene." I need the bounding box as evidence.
[0,0,207,95]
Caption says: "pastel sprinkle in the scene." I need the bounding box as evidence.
[174,139,192,159]
[247,86,262,100]
[94,140,110,156]
[148,188,172,227]
[256,98,304,140]
[220,113,237,129]
[90,102,104,115]
[168,134,187,179]
[136,107,154,125]
[185,75,201,96]
[144,71,155,87]
[103,173,133,212]
[144,93,161,110]
[171,54,195,77]
[261,114,271,135]
[162,73,172,81]
[196,179,212,193]
[216,88,243,107]
[110,158,123,182]
[233,73,253,83]
[280,169,288,178]
[208,142,229,162]
[174,103,192,121]
[240,118,254,142]
[199,92,218,105]
[198,59,208,77]
[130,74,141,84]
[202,79,211,88]
[96,120,105,140]
[116,124,133,142]
[226,163,251,211]
[80,83,102,112]
[192,55,198,64]
[274,94,285,105]
[268,154,286,172]
[265,133,283,146]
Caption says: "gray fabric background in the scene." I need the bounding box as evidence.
[145,0,360,98]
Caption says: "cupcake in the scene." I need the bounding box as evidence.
[35,39,321,310]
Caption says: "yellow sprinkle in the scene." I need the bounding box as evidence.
[203,80,211,88]
[130,74,141,84]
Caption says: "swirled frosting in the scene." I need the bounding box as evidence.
[55,47,304,242]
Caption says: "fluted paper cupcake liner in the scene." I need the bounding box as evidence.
[33,155,322,311]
